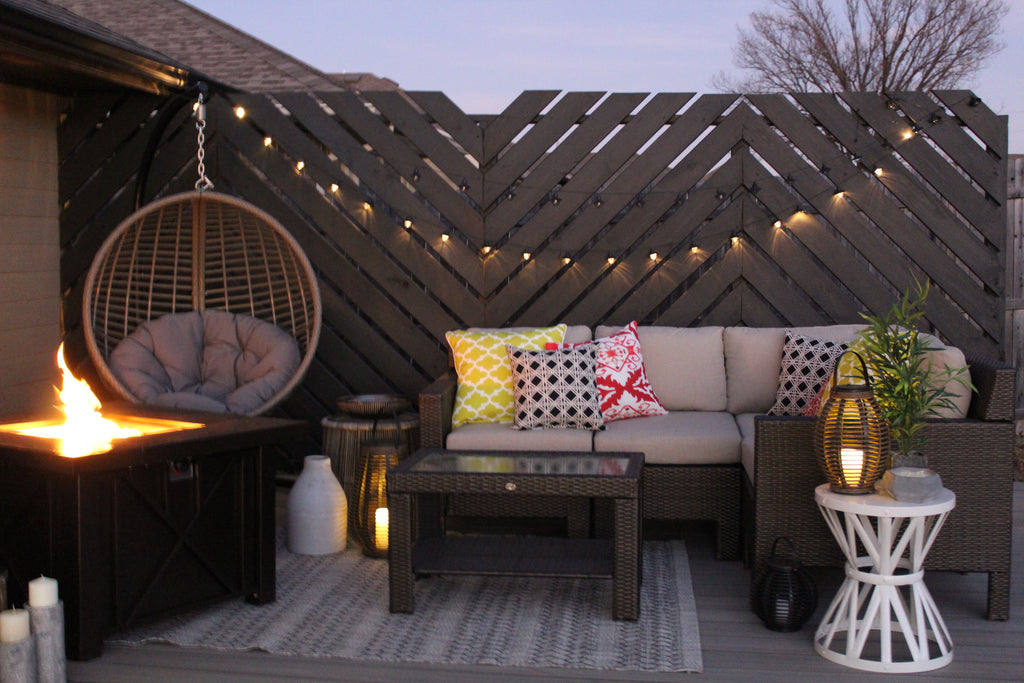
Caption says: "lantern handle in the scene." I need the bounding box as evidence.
[830,349,872,389]
[770,536,797,561]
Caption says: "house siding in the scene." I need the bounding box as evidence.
[0,83,64,417]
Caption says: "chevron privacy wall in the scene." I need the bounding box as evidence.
[58,89,1008,466]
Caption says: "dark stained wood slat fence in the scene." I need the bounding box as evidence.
[56,89,1009,469]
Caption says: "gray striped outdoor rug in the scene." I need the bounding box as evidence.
[109,528,702,674]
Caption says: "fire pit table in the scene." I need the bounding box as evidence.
[0,404,307,660]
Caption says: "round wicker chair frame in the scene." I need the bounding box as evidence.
[83,190,322,415]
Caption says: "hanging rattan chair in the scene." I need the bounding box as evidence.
[83,190,322,416]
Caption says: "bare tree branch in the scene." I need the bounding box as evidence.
[713,0,1009,92]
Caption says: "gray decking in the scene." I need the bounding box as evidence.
[68,483,1024,682]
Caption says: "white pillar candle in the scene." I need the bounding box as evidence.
[28,576,58,607]
[840,448,864,485]
[375,507,389,551]
[0,608,30,642]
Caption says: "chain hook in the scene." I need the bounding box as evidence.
[194,91,215,192]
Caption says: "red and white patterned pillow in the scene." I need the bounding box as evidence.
[548,321,667,422]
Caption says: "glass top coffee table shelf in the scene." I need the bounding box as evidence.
[387,448,644,621]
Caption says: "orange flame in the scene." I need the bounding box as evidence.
[50,344,141,457]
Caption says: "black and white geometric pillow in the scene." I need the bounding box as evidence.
[506,344,604,430]
[768,332,849,416]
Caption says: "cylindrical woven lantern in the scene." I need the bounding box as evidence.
[814,351,891,494]
[352,441,402,557]
[750,537,817,632]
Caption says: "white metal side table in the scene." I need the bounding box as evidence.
[813,483,955,673]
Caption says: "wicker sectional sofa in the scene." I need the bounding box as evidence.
[418,323,1015,619]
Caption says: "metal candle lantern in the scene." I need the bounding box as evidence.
[750,537,817,632]
[814,351,891,494]
[352,440,402,558]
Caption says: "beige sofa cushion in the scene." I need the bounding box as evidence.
[597,325,727,411]
[446,421,593,451]
[594,411,740,465]
[724,325,864,414]
[735,412,758,481]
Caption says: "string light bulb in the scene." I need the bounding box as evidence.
[263,136,273,147]
[403,219,413,229]
[731,234,740,246]
[649,251,658,261]
[459,179,469,192]
[594,195,604,207]
[481,245,492,255]
[562,255,572,265]
[363,200,372,210]
[330,183,339,193]
[411,168,421,182]
[606,255,616,265]
[234,106,246,119]
[690,244,699,254]
[773,220,783,229]
[441,233,450,242]
[873,166,884,177]
[522,252,531,261]
[551,193,561,206]
[295,161,305,172]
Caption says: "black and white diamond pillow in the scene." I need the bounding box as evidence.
[768,332,848,416]
[506,344,604,430]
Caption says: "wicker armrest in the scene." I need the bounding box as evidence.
[965,354,1015,421]
[418,372,456,449]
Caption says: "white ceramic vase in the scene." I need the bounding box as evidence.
[288,454,347,555]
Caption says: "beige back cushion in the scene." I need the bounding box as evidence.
[597,325,727,411]
[723,325,864,414]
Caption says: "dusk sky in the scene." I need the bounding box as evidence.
[187,0,1024,150]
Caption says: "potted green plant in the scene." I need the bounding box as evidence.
[854,279,974,499]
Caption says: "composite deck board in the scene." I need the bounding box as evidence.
[68,482,1024,681]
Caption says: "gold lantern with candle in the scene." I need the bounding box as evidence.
[814,351,890,494]
[353,440,401,557]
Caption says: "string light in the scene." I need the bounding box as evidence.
[459,179,469,192]
[330,183,339,193]
[594,195,604,207]
[551,192,561,206]
[411,168,421,181]
[928,112,942,125]
[506,188,515,200]
[363,200,372,210]
[263,136,273,147]
[234,106,246,119]
[295,161,305,173]
[648,251,658,261]
[690,244,699,254]
[606,255,616,265]
[562,255,572,265]
[773,220,783,229]
[481,245,492,255]
[731,234,740,246]
[873,166,884,177]
[403,219,413,229]
[441,233,450,242]
[522,252,531,261]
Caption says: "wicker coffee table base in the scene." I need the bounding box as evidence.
[388,449,643,621]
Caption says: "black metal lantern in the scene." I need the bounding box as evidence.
[751,538,818,632]
[352,440,401,558]
[814,351,891,494]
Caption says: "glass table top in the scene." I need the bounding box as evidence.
[402,449,640,477]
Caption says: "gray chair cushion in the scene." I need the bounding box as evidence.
[109,310,301,414]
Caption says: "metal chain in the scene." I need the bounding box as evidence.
[194,93,215,191]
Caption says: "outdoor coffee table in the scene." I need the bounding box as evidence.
[387,448,643,620]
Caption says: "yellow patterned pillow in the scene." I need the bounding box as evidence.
[446,325,567,428]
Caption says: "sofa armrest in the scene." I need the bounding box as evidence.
[966,354,1015,421]
[419,372,456,449]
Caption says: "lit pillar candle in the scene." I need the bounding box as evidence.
[840,448,864,485]
[375,507,389,551]
[0,608,30,642]
[28,576,58,607]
